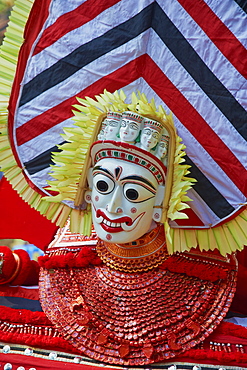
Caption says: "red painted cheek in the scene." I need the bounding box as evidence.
[131,207,137,213]
[95,196,99,202]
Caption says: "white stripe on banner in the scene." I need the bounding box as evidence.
[203,0,247,48]
[26,167,55,190]
[158,0,247,108]
[39,0,89,36]
[22,0,154,84]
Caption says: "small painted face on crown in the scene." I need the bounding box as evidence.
[104,118,121,140]
[140,128,160,151]
[156,141,168,159]
[87,158,159,243]
[119,118,141,143]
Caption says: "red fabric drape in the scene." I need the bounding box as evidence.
[0,176,58,250]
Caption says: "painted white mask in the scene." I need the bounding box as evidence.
[86,158,161,243]
[156,141,168,159]
[104,118,121,140]
[119,119,141,143]
[140,127,160,151]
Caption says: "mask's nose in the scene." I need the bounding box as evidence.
[106,186,123,214]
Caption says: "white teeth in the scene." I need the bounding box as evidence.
[102,219,120,228]
[95,214,119,227]
[99,217,143,229]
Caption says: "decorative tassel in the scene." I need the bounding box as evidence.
[38,247,102,269]
[159,254,228,282]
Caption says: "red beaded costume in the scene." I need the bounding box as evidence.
[38,224,238,366]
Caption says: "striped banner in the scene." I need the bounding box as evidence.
[9,0,247,229]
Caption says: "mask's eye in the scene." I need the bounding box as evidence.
[123,183,156,203]
[125,188,139,200]
[97,180,108,192]
[93,174,115,194]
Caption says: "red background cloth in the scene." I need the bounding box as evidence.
[0,176,58,250]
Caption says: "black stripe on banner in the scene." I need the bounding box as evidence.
[184,155,235,218]
[24,143,65,175]
[234,0,247,13]
[0,296,43,312]
[152,3,247,141]
[19,4,154,107]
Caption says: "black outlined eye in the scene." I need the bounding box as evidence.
[93,175,115,194]
[130,123,138,130]
[97,180,109,192]
[123,183,155,203]
[125,188,139,200]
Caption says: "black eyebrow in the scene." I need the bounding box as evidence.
[121,175,156,190]
[92,166,114,179]
[92,168,156,190]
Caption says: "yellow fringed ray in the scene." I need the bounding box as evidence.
[170,207,247,256]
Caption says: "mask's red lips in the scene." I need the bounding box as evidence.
[96,209,133,225]
[94,209,145,233]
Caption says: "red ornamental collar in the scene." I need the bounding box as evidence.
[40,253,237,366]
[96,224,168,272]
